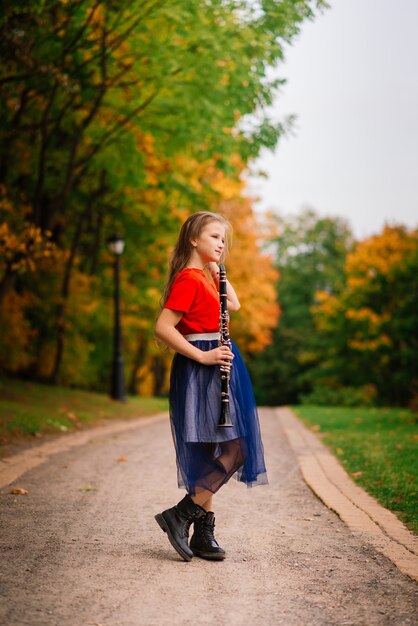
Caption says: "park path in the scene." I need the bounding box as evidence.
[0,408,416,626]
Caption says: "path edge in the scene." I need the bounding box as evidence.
[0,412,168,490]
[276,406,418,584]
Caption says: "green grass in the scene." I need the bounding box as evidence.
[293,405,418,534]
[0,377,168,447]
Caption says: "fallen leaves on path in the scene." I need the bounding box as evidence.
[79,486,97,492]
[10,487,29,495]
[116,456,128,462]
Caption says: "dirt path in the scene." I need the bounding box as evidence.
[0,409,416,626]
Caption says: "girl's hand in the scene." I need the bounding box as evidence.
[207,262,220,280]
[199,345,234,368]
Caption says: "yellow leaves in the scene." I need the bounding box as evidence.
[146,286,162,301]
[68,271,98,315]
[217,184,279,354]
[345,306,393,353]
[0,191,13,213]
[314,290,339,315]
[0,289,37,372]
[348,336,392,352]
[87,2,105,30]
[211,173,242,199]
[0,218,57,276]
[345,307,382,324]
[145,171,159,186]
[10,488,29,495]
[312,225,418,369]
[344,308,390,338]
[346,225,418,288]
[312,291,340,331]
[116,456,128,462]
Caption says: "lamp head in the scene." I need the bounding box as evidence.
[107,233,125,255]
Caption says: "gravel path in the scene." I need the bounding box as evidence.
[0,408,416,626]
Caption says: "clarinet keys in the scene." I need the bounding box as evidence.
[218,264,233,427]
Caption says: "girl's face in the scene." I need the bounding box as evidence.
[192,221,226,264]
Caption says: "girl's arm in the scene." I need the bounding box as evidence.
[155,308,234,367]
[207,263,240,312]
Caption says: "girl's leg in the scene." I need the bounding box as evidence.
[217,439,245,478]
[154,493,206,562]
[189,442,217,509]
[185,440,245,561]
[191,491,213,511]
[202,494,213,511]
[190,438,246,499]
[189,490,224,560]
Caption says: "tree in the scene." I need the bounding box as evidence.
[0,0,329,390]
[248,208,353,405]
[313,225,418,406]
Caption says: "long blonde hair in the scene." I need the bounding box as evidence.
[161,211,231,307]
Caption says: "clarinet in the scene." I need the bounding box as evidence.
[218,264,233,427]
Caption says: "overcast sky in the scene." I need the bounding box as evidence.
[251,0,418,239]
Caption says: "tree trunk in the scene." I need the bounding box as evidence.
[49,172,108,384]
[88,208,104,276]
[0,266,16,308]
[49,210,86,385]
[152,355,167,397]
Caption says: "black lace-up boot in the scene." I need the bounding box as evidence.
[190,511,226,560]
[155,495,206,562]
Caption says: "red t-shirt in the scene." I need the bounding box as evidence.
[164,268,219,335]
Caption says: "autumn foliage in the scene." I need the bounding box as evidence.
[248,211,418,408]
[313,225,418,406]
[2,1,328,393]
[1,3,415,408]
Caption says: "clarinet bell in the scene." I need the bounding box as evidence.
[219,398,233,427]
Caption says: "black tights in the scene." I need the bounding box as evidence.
[188,438,247,496]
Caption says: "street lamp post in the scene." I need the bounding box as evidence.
[107,234,127,401]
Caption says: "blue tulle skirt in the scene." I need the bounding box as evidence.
[169,338,268,495]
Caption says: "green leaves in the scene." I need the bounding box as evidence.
[249,209,353,405]
[250,213,418,408]
[0,0,327,390]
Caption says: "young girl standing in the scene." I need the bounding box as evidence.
[154,211,268,562]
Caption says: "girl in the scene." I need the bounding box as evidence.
[154,211,268,562]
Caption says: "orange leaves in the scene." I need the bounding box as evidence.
[313,290,340,329]
[9,488,29,495]
[0,0,334,396]
[218,176,280,354]
[211,174,242,199]
[345,308,384,326]
[311,223,418,404]
[348,336,393,352]
[346,225,418,290]
[0,219,56,275]
[0,186,13,213]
